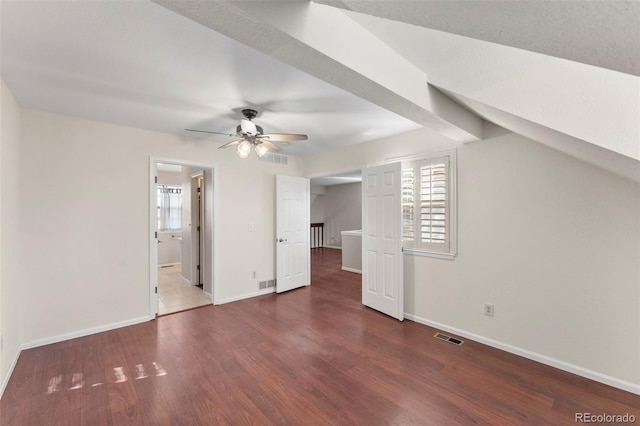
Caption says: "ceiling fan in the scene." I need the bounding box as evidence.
[185,109,308,158]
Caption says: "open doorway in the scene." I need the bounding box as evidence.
[308,169,363,275]
[150,159,216,317]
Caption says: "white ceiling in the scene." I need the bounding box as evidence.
[0,1,419,157]
[1,0,638,179]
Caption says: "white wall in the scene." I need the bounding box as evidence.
[17,109,303,344]
[310,182,362,247]
[303,126,640,391]
[157,233,181,265]
[0,79,22,394]
[157,170,181,185]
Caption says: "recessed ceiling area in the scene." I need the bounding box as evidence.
[310,170,362,187]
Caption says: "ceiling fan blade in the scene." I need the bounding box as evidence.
[218,139,242,149]
[262,133,308,142]
[259,140,282,152]
[185,129,234,137]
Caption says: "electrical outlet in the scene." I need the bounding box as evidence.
[484,304,495,317]
[252,271,257,279]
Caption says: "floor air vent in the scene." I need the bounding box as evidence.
[258,279,276,290]
[434,333,464,346]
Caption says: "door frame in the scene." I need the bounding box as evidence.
[190,171,205,288]
[149,157,218,317]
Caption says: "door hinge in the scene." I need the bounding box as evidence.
[197,265,200,270]
[155,286,158,294]
[155,176,158,184]
[197,187,201,192]
[155,231,158,239]
[197,226,200,231]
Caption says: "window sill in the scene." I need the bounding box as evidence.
[403,248,456,260]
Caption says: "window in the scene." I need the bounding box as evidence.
[400,150,456,259]
[157,185,182,231]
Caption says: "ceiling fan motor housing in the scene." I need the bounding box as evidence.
[242,108,258,120]
[236,123,264,136]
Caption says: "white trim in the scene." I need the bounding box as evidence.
[216,287,275,305]
[306,165,372,180]
[386,148,456,164]
[0,346,22,399]
[158,262,181,267]
[403,249,456,260]
[322,245,342,250]
[150,160,159,317]
[181,276,192,285]
[306,178,311,287]
[211,166,220,305]
[190,171,204,293]
[341,266,362,274]
[404,313,640,396]
[21,316,153,351]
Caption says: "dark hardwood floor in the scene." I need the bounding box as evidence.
[2,248,638,424]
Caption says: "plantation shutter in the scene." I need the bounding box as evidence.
[402,166,415,244]
[402,156,450,253]
[419,159,448,250]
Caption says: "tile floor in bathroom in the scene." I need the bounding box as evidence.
[158,263,211,315]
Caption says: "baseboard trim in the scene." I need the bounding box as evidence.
[404,314,640,396]
[158,262,181,267]
[341,266,362,274]
[181,276,191,285]
[0,346,22,400]
[322,245,342,250]
[21,315,154,351]
[216,287,275,305]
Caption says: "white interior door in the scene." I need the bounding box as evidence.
[276,175,310,293]
[362,162,404,320]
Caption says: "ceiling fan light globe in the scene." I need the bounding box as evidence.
[237,140,252,158]
[255,143,269,157]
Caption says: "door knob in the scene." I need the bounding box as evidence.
[278,238,288,243]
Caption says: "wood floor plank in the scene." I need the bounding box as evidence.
[2,247,638,425]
